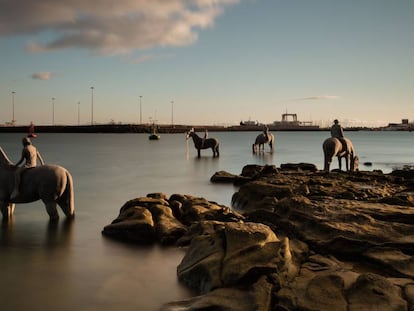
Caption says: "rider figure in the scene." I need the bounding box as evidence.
[263,125,269,142]
[330,119,347,152]
[201,128,208,148]
[11,137,44,200]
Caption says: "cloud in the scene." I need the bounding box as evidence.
[31,72,53,80]
[299,95,339,100]
[0,0,239,55]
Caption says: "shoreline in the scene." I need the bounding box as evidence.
[0,124,382,134]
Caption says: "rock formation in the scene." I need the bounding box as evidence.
[103,164,414,310]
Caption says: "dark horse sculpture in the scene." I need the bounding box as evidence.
[0,147,75,220]
[186,128,219,158]
[323,137,359,172]
[252,132,274,153]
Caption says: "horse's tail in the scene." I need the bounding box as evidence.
[58,170,75,217]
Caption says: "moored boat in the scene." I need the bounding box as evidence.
[149,123,160,140]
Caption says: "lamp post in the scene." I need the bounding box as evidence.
[11,91,15,125]
[139,95,143,124]
[52,97,55,125]
[77,101,80,125]
[171,100,174,127]
[90,86,94,125]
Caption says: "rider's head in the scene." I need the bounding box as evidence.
[334,119,339,124]
[22,137,32,146]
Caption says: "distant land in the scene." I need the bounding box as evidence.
[0,122,410,134]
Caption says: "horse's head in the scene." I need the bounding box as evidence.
[185,128,195,140]
[350,155,359,172]
[0,147,14,168]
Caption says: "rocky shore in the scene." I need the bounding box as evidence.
[102,164,414,310]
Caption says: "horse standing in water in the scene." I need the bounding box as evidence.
[323,137,359,172]
[186,128,220,158]
[0,147,75,220]
[252,132,274,153]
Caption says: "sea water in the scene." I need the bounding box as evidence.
[0,131,413,310]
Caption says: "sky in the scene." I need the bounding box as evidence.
[0,0,413,127]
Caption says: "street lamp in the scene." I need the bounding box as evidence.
[52,97,55,125]
[171,100,174,126]
[90,86,94,125]
[139,95,143,124]
[11,91,15,125]
[77,101,80,125]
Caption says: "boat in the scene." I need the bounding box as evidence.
[149,123,160,140]
[27,122,37,138]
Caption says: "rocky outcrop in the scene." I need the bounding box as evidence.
[104,164,414,310]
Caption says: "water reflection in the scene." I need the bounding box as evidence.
[0,218,15,246]
[0,217,74,250]
[45,218,74,249]
[253,150,274,164]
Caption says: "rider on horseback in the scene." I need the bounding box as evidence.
[11,137,44,200]
[201,128,208,148]
[263,125,269,142]
[330,119,348,152]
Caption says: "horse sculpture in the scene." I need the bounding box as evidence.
[323,137,359,172]
[252,132,274,153]
[186,128,220,158]
[0,147,75,220]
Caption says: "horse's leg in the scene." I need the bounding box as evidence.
[197,148,201,158]
[0,202,15,220]
[345,156,349,171]
[43,200,59,220]
[252,144,256,154]
[211,147,216,157]
[216,145,219,157]
[338,157,342,170]
[323,153,330,172]
[58,200,74,218]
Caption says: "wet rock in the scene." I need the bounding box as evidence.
[347,273,407,311]
[102,206,156,244]
[177,221,289,293]
[280,162,318,172]
[103,165,414,311]
[210,170,251,184]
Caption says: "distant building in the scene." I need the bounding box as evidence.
[382,119,413,131]
[240,119,259,126]
[270,113,319,130]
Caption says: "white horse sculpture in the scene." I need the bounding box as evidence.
[186,128,220,158]
[252,132,274,153]
[323,137,358,172]
[0,147,75,220]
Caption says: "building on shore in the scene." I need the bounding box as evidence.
[381,119,413,131]
[268,113,320,131]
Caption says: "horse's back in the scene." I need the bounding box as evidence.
[323,137,340,154]
[21,165,71,198]
[255,133,268,144]
[323,137,354,155]
[207,137,219,146]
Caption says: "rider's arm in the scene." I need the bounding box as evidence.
[37,151,45,165]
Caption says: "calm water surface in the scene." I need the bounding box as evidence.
[1,131,413,310]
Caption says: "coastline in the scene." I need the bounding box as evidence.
[0,123,382,134]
